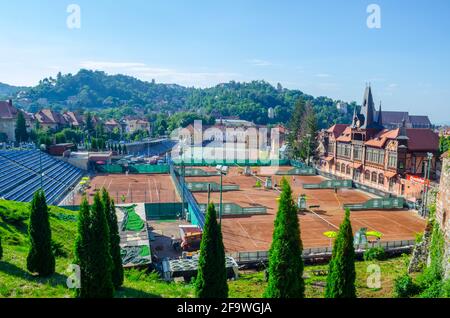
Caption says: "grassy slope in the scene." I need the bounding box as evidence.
[0,200,407,298]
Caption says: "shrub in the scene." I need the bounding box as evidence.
[363,247,386,261]
[393,274,419,298]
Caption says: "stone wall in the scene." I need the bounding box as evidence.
[435,152,450,279]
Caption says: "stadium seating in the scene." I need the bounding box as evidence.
[0,150,83,205]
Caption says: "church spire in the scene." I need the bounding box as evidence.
[377,102,383,126]
[361,84,375,128]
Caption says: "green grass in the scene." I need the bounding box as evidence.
[0,199,410,298]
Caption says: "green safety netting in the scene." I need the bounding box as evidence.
[120,205,145,232]
[121,245,151,266]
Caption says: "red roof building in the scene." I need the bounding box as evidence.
[318,86,439,200]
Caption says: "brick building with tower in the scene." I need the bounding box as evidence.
[318,86,440,200]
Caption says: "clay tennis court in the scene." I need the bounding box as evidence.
[186,166,426,252]
[73,174,180,205]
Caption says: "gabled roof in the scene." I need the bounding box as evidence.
[409,115,431,126]
[365,129,400,148]
[0,100,18,119]
[63,111,84,126]
[105,119,119,126]
[406,128,439,151]
[327,124,349,139]
[336,127,352,142]
[35,109,67,125]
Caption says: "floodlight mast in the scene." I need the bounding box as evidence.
[215,165,228,225]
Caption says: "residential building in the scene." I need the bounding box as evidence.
[63,111,84,128]
[318,86,439,200]
[35,109,67,131]
[125,119,150,134]
[0,100,18,141]
[105,119,121,132]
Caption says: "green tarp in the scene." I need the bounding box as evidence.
[344,197,405,210]
[303,179,353,189]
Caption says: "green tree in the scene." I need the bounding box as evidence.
[101,189,124,289]
[195,203,228,298]
[85,112,94,133]
[299,103,318,163]
[325,208,356,298]
[287,98,307,159]
[26,190,55,276]
[74,196,91,298]
[74,193,114,298]
[0,234,3,260]
[15,111,29,143]
[264,178,304,298]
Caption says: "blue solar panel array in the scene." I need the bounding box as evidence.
[0,150,83,205]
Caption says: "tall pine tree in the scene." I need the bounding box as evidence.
[287,98,306,159]
[264,178,305,298]
[27,190,55,276]
[101,188,124,289]
[15,111,28,143]
[195,203,228,298]
[325,208,356,298]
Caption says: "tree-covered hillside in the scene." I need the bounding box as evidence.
[0,83,24,98]
[15,70,354,129]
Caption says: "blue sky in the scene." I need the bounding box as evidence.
[0,0,449,123]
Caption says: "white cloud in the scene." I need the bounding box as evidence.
[78,60,241,87]
[80,61,146,69]
[315,73,331,78]
[246,59,273,67]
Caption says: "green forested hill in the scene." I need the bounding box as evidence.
[13,69,354,129]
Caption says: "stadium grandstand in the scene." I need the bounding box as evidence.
[126,139,177,157]
[0,150,83,205]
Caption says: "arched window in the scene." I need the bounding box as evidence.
[378,174,384,185]
[336,163,340,172]
[364,170,371,180]
[371,172,378,183]
[346,165,351,175]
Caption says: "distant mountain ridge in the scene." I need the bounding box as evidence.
[0,82,26,97]
[6,69,354,128]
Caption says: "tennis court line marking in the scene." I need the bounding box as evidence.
[237,220,258,248]
[147,178,153,202]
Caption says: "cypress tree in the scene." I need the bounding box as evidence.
[27,190,55,276]
[15,111,28,143]
[87,192,114,298]
[264,178,305,298]
[325,208,356,298]
[101,188,124,289]
[74,196,92,298]
[195,203,228,298]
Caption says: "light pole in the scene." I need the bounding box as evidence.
[216,165,229,225]
[306,133,311,167]
[39,144,46,190]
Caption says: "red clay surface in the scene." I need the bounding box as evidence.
[187,166,426,252]
[73,174,179,205]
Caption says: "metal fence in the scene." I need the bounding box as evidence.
[199,203,267,216]
[96,164,169,174]
[169,160,205,229]
[187,182,240,192]
[227,239,416,263]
